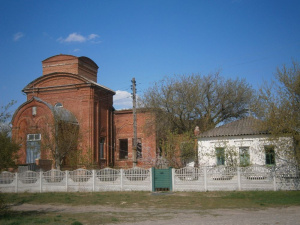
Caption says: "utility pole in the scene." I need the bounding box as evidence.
[131,78,137,167]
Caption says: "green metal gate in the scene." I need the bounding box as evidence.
[152,167,172,191]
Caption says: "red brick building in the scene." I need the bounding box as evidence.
[114,109,157,168]
[12,54,156,170]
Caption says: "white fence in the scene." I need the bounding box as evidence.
[173,165,300,191]
[0,167,152,193]
[0,165,299,193]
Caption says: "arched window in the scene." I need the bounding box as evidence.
[55,102,63,108]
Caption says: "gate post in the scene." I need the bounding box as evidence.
[149,168,152,191]
[169,167,173,191]
[172,168,175,192]
[151,167,155,192]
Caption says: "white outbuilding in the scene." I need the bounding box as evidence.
[197,117,295,167]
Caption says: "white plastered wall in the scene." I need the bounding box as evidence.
[198,135,294,166]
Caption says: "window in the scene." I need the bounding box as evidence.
[32,106,37,116]
[55,102,63,108]
[27,134,41,141]
[119,139,128,159]
[26,134,41,164]
[216,148,225,165]
[265,146,275,165]
[239,147,250,166]
[99,138,105,159]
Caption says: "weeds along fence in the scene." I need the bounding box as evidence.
[0,165,299,193]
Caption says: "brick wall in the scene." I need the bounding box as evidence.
[114,109,157,168]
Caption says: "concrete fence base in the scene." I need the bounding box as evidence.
[0,165,299,193]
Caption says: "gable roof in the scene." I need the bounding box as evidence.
[199,117,268,138]
[22,73,115,95]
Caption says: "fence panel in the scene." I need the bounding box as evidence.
[68,169,93,192]
[1,165,300,193]
[95,168,121,191]
[206,166,238,191]
[173,167,204,191]
[0,171,16,193]
[42,170,66,192]
[276,165,300,190]
[17,171,40,192]
[240,165,274,191]
[122,167,152,191]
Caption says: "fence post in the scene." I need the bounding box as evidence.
[149,168,152,192]
[92,170,95,192]
[204,167,207,191]
[237,167,241,191]
[65,170,68,192]
[39,171,42,193]
[152,167,155,192]
[172,168,175,192]
[120,169,123,191]
[273,170,277,191]
[15,172,18,193]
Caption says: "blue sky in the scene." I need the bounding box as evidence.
[1,0,300,111]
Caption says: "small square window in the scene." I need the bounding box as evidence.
[35,134,40,140]
[28,134,34,140]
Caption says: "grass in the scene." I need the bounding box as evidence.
[3,191,300,209]
[0,191,300,224]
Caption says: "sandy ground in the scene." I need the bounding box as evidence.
[11,203,300,225]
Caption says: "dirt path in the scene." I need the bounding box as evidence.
[11,204,300,225]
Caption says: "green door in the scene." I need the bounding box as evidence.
[152,168,172,191]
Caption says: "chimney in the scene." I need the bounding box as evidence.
[194,126,200,136]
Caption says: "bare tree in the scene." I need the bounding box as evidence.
[159,130,196,168]
[141,73,255,137]
[256,61,300,165]
[41,108,79,170]
[0,100,16,132]
[140,73,256,163]
[0,100,19,172]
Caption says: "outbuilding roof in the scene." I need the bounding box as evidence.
[199,117,268,138]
